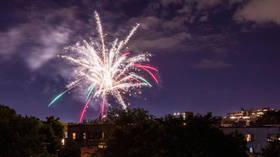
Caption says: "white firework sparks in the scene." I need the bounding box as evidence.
[49,12,159,122]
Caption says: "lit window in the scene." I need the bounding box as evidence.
[72,132,76,140]
[249,147,254,153]
[83,132,86,139]
[61,138,65,145]
[102,132,105,139]
[98,142,107,149]
[245,134,252,142]
[64,131,68,138]
[182,113,186,120]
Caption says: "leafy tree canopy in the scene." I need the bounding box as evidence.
[0,104,64,157]
[102,108,248,157]
[261,141,280,157]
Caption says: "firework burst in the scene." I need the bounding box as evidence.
[48,12,159,122]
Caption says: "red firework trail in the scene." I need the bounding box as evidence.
[142,68,159,84]
[101,97,105,120]
[121,52,130,57]
[134,64,159,84]
[80,94,94,122]
[134,64,159,71]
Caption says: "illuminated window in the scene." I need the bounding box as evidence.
[245,134,252,142]
[61,138,65,145]
[249,147,254,153]
[83,132,86,139]
[98,142,107,149]
[182,113,186,120]
[72,132,76,140]
[102,131,105,139]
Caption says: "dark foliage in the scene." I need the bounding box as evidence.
[0,104,64,157]
[102,108,248,157]
[261,141,280,157]
[41,116,65,154]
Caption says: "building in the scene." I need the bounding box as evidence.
[173,111,193,120]
[221,108,276,127]
[221,107,280,155]
[64,122,110,157]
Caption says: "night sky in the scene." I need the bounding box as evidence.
[1,0,280,122]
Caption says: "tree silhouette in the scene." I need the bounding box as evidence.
[102,108,248,157]
[0,104,64,157]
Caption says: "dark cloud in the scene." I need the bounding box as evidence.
[2,0,279,72]
[234,0,280,25]
[161,0,183,7]
[194,58,232,69]
[0,4,84,70]
[0,0,252,71]
[195,0,223,10]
